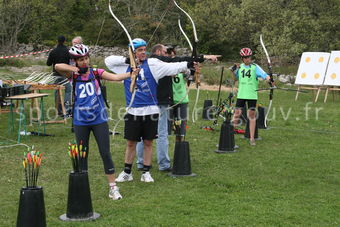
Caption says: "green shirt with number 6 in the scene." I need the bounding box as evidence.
[172,73,189,104]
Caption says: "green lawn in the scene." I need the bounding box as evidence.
[0,80,339,226]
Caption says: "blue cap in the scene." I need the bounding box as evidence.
[129,38,147,49]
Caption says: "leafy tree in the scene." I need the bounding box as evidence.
[0,0,338,63]
[0,0,32,52]
[192,0,340,63]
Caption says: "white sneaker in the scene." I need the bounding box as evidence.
[141,172,154,183]
[109,186,122,200]
[115,171,133,182]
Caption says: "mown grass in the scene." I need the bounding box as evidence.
[0,68,339,226]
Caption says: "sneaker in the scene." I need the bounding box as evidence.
[159,167,172,172]
[115,171,133,182]
[250,139,256,146]
[109,186,122,200]
[141,172,154,183]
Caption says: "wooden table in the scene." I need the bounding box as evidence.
[6,93,49,143]
[3,80,67,124]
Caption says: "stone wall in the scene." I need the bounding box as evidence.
[1,44,191,59]
[88,45,191,58]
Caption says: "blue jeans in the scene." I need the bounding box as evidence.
[136,105,171,170]
[63,81,72,114]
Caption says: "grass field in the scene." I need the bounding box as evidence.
[0,73,339,226]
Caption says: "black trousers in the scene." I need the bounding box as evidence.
[74,122,115,174]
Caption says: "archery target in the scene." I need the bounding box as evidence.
[323,51,340,86]
[295,52,330,85]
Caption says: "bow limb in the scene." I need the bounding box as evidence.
[178,17,198,86]
[260,34,273,128]
[108,0,137,94]
[191,63,203,122]
[178,18,193,51]
[108,1,134,48]
[175,2,199,77]
[191,84,200,122]
[173,1,199,43]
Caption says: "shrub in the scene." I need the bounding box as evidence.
[0,59,28,68]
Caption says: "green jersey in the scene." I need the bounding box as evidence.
[237,63,259,100]
[172,73,189,104]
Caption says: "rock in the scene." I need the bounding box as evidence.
[279,74,289,83]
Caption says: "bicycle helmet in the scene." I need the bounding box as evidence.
[129,38,147,49]
[69,44,89,58]
[240,48,252,57]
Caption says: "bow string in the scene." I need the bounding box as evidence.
[109,0,138,94]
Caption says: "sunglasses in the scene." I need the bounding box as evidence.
[242,56,251,59]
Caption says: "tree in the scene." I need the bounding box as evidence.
[1,0,338,62]
[192,0,340,63]
[0,0,32,53]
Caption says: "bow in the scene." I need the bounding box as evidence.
[212,66,225,126]
[108,0,139,138]
[212,67,236,127]
[260,34,274,128]
[173,0,201,122]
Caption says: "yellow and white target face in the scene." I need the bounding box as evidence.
[323,51,340,86]
[295,52,330,85]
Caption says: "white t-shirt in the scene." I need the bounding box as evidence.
[105,56,188,115]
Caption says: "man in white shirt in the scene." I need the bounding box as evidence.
[105,38,196,183]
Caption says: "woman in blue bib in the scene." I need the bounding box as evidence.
[55,44,139,200]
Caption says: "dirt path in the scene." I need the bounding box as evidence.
[6,65,50,74]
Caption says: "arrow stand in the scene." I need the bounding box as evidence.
[168,141,196,177]
[60,172,100,221]
[17,187,46,227]
[215,119,237,153]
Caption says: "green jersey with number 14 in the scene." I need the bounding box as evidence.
[237,63,259,100]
